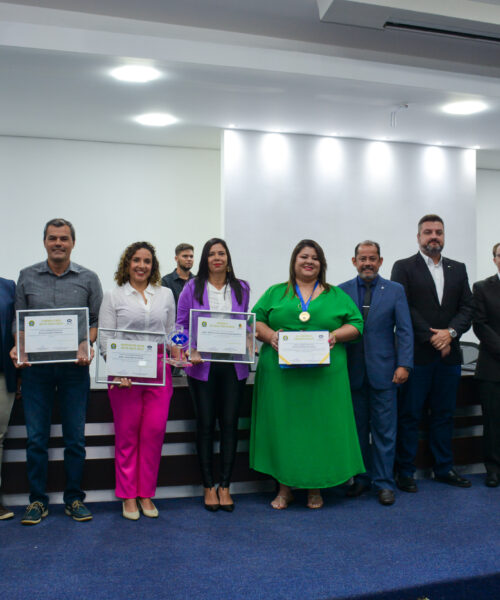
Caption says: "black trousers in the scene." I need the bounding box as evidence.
[478,380,500,475]
[187,363,246,488]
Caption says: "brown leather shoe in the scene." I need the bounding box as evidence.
[0,502,14,520]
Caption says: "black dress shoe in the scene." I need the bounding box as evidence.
[204,502,219,512]
[346,480,371,497]
[434,469,471,488]
[378,489,395,506]
[485,473,500,488]
[395,474,417,493]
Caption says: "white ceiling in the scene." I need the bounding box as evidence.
[1,0,500,161]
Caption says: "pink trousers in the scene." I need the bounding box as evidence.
[108,363,172,499]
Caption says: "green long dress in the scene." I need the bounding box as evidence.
[249,283,365,488]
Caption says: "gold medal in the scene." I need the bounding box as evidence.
[299,311,310,322]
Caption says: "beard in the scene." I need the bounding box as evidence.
[423,241,443,256]
[359,267,377,281]
[178,263,192,272]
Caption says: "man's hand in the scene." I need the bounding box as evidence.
[441,345,451,358]
[429,328,452,350]
[10,345,31,368]
[75,344,94,366]
[392,366,409,385]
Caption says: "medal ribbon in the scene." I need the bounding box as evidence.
[296,280,319,313]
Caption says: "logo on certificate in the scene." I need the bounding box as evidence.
[110,343,117,349]
[283,335,288,341]
[201,321,207,327]
[67,318,73,324]
[29,320,35,327]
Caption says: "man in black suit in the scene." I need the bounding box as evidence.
[391,214,473,492]
[472,242,500,488]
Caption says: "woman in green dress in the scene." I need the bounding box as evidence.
[250,239,365,509]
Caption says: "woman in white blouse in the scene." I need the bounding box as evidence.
[99,242,175,520]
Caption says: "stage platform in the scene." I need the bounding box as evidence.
[1,475,499,600]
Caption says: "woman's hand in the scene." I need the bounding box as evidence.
[189,349,204,365]
[269,330,280,351]
[110,377,132,389]
[329,331,337,349]
[256,322,280,351]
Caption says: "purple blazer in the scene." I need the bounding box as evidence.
[176,278,250,381]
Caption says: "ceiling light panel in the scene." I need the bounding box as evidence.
[111,65,161,83]
[442,100,488,114]
[134,113,178,126]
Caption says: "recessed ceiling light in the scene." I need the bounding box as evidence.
[111,65,161,83]
[473,145,481,150]
[228,124,236,128]
[134,113,178,127]
[442,101,487,115]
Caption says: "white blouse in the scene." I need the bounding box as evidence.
[99,282,176,335]
[207,282,232,312]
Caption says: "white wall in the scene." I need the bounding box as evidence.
[476,168,500,281]
[222,130,477,305]
[0,136,220,287]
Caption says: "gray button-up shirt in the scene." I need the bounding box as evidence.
[15,261,103,328]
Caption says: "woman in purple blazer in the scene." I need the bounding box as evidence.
[177,238,249,512]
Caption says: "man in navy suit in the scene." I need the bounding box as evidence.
[0,277,17,520]
[339,241,413,506]
[391,214,473,492]
[472,242,500,488]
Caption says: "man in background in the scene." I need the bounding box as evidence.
[391,214,473,492]
[161,243,194,307]
[472,243,500,488]
[339,241,413,506]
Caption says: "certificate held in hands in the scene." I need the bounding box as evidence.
[16,307,90,364]
[278,330,330,367]
[95,328,166,386]
[189,309,256,364]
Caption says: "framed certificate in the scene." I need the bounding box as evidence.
[188,309,256,364]
[95,328,167,386]
[278,330,330,367]
[16,307,90,364]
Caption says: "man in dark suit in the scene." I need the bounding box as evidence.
[472,242,500,488]
[391,214,473,492]
[339,241,413,506]
[0,277,17,520]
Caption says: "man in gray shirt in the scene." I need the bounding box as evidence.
[10,218,102,525]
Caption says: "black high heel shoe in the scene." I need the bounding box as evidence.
[217,486,234,512]
[204,487,219,512]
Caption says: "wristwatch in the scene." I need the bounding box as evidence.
[448,328,457,339]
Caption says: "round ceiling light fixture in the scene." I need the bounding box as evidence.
[134,113,178,127]
[442,100,487,115]
[111,65,161,83]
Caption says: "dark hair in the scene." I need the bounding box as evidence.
[418,214,444,232]
[175,243,194,255]
[285,239,330,297]
[194,238,246,304]
[114,241,161,286]
[354,240,381,257]
[493,242,500,257]
[43,218,75,241]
